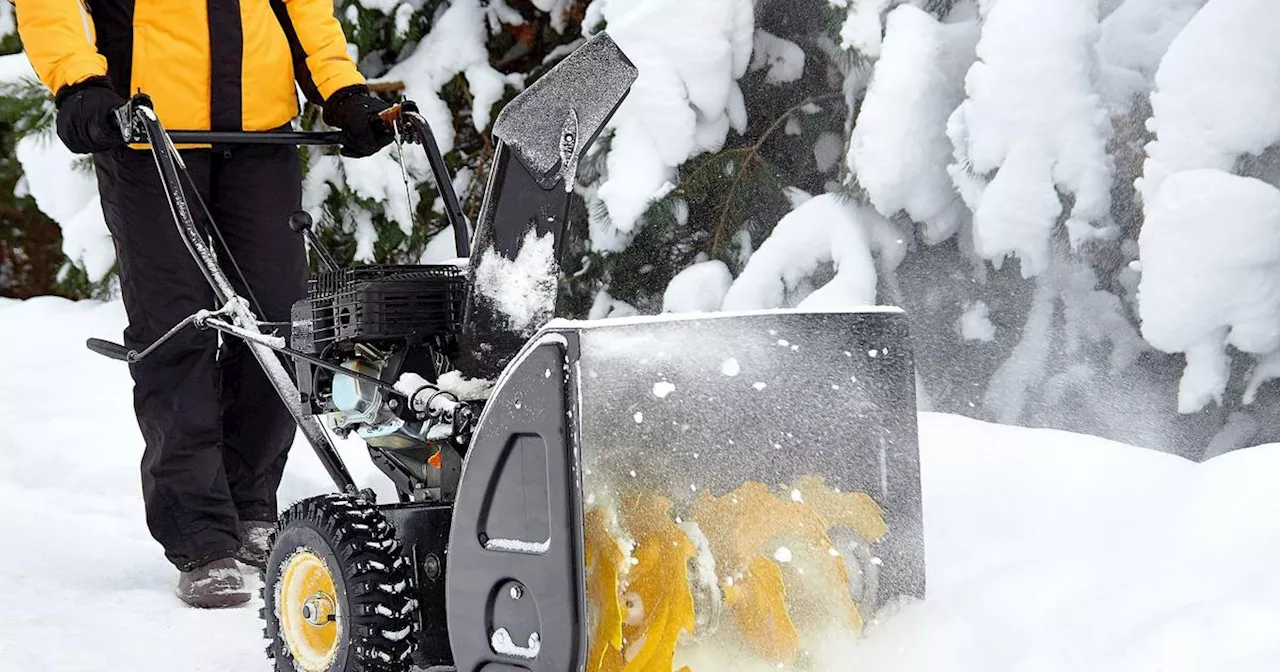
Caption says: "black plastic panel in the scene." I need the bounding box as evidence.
[446,337,585,672]
[453,32,636,382]
[478,434,552,551]
[492,31,637,189]
[455,146,570,381]
[380,503,454,668]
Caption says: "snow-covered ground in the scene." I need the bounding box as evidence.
[1,297,1278,671]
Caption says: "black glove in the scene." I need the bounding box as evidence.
[322,85,395,158]
[54,76,128,154]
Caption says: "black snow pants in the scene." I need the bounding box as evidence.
[94,143,307,572]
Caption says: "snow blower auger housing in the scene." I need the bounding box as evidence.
[84,31,925,672]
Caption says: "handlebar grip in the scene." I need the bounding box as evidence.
[86,338,132,362]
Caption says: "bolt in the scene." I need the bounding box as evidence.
[423,554,442,581]
[509,584,523,600]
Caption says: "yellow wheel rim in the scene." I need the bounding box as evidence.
[277,550,342,671]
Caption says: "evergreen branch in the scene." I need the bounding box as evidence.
[707,92,843,254]
[0,77,56,140]
[710,153,756,255]
[676,147,752,196]
[752,92,842,153]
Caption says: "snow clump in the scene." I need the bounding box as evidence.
[473,229,559,336]
[721,194,896,311]
[750,30,805,85]
[1138,170,1280,414]
[851,5,978,244]
[1137,0,1280,205]
[586,0,755,234]
[663,260,733,313]
[947,0,1112,276]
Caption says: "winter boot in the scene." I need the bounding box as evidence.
[176,557,251,608]
[235,520,275,570]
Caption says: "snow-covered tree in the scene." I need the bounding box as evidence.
[5,0,1280,457]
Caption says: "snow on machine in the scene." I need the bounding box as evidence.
[85,33,925,672]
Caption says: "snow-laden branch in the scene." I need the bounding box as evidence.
[1138,170,1280,413]
[1095,0,1206,115]
[587,0,755,235]
[1137,0,1280,206]
[947,0,1113,277]
[378,0,522,154]
[850,5,977,245]
[721,194,899,312]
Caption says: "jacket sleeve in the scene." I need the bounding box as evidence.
[281,0,366,101]
[13,0,108,96]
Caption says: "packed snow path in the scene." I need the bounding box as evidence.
[1,297,1278,671]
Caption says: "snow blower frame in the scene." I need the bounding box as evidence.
[86,33,925,672]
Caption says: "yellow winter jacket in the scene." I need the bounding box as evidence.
[16,0,365,132]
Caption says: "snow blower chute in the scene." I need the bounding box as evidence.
[85,32,925,672]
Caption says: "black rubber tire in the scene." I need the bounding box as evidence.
[261,493,418,672]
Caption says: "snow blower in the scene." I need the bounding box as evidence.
[85,32,924,672]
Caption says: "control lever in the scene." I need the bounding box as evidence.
[83,309,216,363]
[290,211,340,272]
[380,101,471,258]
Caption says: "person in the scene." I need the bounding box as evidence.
[15,0,395,608]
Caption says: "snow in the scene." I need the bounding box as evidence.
[393,3,415,39]
[340,147,422,236]
[378,0,522,152]
[947,0,1113,276]
[721,194,890,311]
[0,2,13,39]
[840,412,1280,672]
[1137,0,1280,207]
[1137,169,1280,413]
[531,0,575,33]
[662,260,733,314]
[4,54,110,282]
[812,132,844,174]
[589,290,640,320]
[483,537,551,555]
[834,0,893,57]
[435,370,495,401]
[3,297,1280,669]
[588,0,754,234]
[851,5,978,244]
[14,136,115,283]
[490,627,541,659]
[960,300,996,342]
[473,229,559,337]
[419,225,463,263]
[0,298,395,671]
[1095,0,1206,113]
[750,30,806,85]
[0,52,34,83]
[651,381,676,399]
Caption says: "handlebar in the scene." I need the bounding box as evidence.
[114,94,471,258]
[163,130,343,145]
[115,94,412,146]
